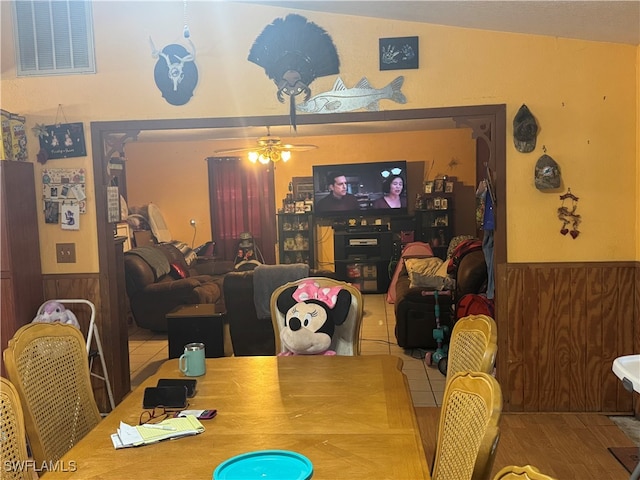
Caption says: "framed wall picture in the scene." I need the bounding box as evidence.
[39,122,86,159]
[445,181,454,193]
[434,179,444,193]
[379,36,419,71]
[292,176,313,199]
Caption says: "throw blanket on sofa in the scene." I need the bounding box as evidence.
[253,264,309,318]
[126,246,171,279]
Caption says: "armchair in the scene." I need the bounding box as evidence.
[124,243,233,332]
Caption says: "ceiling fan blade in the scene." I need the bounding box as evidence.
[280,144,318,151]
[212,146,253,155]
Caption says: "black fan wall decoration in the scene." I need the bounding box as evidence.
[248,14,340,130]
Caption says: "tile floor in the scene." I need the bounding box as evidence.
[128,293,445,407]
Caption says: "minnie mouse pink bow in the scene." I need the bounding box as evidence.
[292,280,343,308]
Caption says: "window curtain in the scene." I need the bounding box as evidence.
[206,157,276,264]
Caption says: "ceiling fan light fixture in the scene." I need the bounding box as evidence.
[258,153,270,164]
[248,151,259,163]
[215,126,317,163]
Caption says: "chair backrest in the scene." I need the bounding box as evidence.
[0,377,31,480]
[270,277,363,355]
[3,323,101,465]
[447,314,498,382]
[493,465,558,480]
[432,371,503,480]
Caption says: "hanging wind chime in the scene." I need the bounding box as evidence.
[557,188,581,238]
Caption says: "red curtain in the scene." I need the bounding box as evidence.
[206,157,276,264]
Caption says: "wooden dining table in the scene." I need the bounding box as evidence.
[42,355,431,480]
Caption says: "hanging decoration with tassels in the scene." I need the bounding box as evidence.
[247,14,340,130]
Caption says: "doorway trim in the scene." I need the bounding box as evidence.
[90,103,506,390]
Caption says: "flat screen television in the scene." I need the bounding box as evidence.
[312,160,408,218]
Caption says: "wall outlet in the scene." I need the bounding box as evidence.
[56,243,76,263]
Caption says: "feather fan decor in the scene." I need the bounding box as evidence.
[248,14,340,129]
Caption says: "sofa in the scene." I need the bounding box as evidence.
[124,242,234,332]
[394,240,488,349]
[223,266,337,356]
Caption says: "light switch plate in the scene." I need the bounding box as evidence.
[56,243,76,263]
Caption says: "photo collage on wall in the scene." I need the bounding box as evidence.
[42,168,87,230]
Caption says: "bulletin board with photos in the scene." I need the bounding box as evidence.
[42,168,87,228]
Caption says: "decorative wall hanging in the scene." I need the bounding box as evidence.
[149,0,197,106]
[61,203,80,230]
[513,104,538,153]
[106,186,121,223]
[248,14,340,130]
[37,122,86,160]
[379,36,418,70]
[534,150,561,190]
[33,105,86,163]
[41,168,87,216]
[296,76,406,113]
[557,188,581,238]
[2,110,27,161]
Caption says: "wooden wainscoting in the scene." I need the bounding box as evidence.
[43,273,130,413]
[496,262,639,413]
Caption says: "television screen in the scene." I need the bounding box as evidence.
[312,160,408,218]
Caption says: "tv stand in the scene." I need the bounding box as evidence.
[343,224,389,233]
[333,229,392,293]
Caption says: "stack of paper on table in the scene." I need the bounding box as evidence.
[111,415,205,449]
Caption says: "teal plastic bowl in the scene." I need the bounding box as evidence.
[213,450,313,480]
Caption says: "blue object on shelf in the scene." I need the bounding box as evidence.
[213,450,313,480]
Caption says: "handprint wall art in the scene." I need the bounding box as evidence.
[379,36,419,70]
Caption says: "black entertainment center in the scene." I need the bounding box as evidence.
[333,225,392,294]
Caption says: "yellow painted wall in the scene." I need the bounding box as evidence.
[1,1,637,273]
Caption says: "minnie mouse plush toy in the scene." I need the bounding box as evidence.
[275,280,352,355]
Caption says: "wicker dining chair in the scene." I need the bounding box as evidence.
[431,371,503,480]
[270,277,363,355]
[446,314,498,382]
[493,465,558,480]
[1,377,32,480]
[3,323,101,466]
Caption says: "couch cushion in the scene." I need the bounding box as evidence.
[405,257,452,290]
[157,243,189,271]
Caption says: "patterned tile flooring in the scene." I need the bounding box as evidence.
[128,293,444,407]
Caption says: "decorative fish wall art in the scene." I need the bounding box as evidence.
[296,76,406,113]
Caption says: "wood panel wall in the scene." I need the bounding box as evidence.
[42,273,130,413]
[496,262,639,414]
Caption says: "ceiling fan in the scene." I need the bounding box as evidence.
[214,127,318,164]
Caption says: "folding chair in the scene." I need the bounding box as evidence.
[34,299,115,413]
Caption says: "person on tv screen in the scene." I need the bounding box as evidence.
[373,174,406,209]
[316,171,360,212]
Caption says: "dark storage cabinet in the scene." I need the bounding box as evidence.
[277,213,315,267]
[334,229,392,293]
[415,193,454,260]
